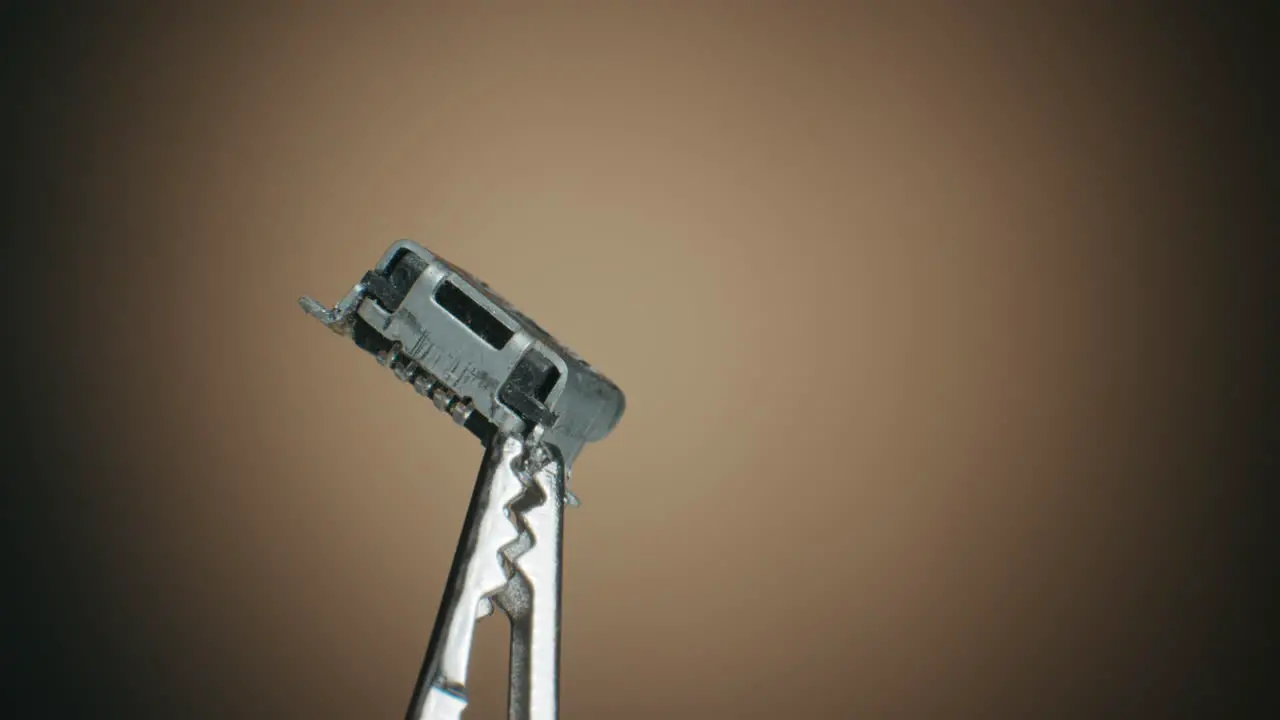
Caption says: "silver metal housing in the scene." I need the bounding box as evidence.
[303,240,625,467]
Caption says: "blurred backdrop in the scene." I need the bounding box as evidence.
[5,2,1270,718]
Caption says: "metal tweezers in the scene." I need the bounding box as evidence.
[408,431,564,720]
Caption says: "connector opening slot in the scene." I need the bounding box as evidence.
[434,279,514,349]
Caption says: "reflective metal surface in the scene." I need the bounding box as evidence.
[301,239,625,468]
[404,433,564,720]
[300,240,622,720]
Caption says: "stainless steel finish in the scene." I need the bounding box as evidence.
[497,438,564,720]
[299,240,624,720]
[407,433,565,720]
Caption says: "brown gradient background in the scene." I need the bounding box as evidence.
[4,2,1271,718]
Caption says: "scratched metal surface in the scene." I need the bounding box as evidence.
[9,3,1263,719]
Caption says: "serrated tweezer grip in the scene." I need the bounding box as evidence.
[406,434,565,720]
